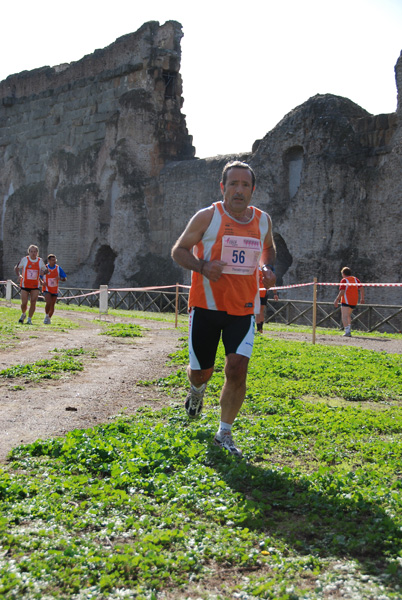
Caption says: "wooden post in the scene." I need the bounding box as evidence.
[99,285,108,315]
[6,280,12,306]
[175,283,179,328]
[312,277,317,345]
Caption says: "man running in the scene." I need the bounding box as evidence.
[41,254,67,324]
[14,245,48,325]
[171,161,276,456]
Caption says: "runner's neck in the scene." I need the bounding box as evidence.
[222,202,253,223]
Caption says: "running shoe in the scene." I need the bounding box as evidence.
[342,331,351,337]
[44,316,51,324]
[27,317,32,325]
[185,384,206,418]
[18,314,26,324]
[213,431,242,457]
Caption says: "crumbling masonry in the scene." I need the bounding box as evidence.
[0,21,401,304]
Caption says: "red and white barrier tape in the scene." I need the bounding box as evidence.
[60,290,101,300]
[108,284,191,292]
[1,279,400,301]
[262,282,402,292]
[317,282,402,287]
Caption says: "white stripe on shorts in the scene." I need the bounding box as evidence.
[188,307,202,370]
[235,314,256,359]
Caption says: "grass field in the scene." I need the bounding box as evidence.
[0,305,402,599]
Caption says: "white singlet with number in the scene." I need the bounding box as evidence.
[221,235,261,275]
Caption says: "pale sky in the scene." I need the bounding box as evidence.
[1,0,401,158]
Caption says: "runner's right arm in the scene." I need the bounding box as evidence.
[172,207,226,281]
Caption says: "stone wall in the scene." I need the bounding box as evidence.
[0,24,401,307]
[162,87,401,305]
[0,21,194,286]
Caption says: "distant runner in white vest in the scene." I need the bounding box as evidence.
[14,245,48,325]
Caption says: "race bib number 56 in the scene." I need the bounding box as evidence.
[221,235,261,275]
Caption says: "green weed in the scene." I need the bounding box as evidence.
[0,308,401,598]
[102,323,144,338]
[0,357,84,381]
[0,348,95,382]
[0,305,78,350]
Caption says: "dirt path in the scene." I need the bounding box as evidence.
[0,306,401,463]
[0,309,182,463]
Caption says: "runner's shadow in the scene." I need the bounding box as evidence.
[207,442,402,590]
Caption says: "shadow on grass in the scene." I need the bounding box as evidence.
[206,438,402,590]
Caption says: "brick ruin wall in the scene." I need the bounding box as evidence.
[0,22,401,306]
[0,21,195,289]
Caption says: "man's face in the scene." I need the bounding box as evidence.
[220,168,255,215]
[48,257,56,267]
[29,247,38,259]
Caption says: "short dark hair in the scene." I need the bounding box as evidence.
[221,161,256,189]
[341,267,352,276]
[47,254,57,261]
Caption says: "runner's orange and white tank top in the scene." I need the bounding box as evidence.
[42,265,60,294]
[188,201,269,315]
[20,257,42,289]
[340,276,361,306]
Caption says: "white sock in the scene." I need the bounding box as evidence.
[191,383,206,392]
[217,421,232,437]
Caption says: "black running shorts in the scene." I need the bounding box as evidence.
[188,307,255,370]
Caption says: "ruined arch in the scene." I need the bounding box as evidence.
[273,233,293,285]
[283,146,304,199]
[93,244,117,288]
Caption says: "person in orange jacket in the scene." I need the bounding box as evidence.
[334,266,365,337]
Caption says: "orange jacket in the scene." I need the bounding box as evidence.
[340,276,362,305]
